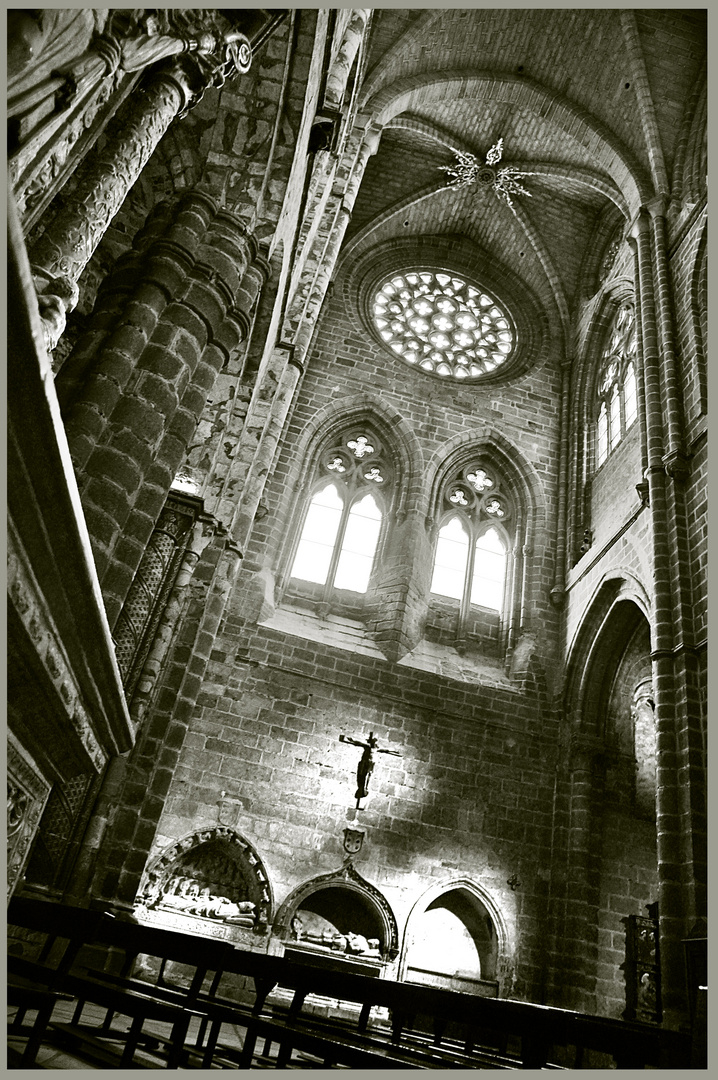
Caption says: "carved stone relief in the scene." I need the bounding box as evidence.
[137,827,272,930]
[8,528,108,774]
[7,732,52,899]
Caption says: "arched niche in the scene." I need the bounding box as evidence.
[273,862,399,961]
[399,879,507,995]
[137,826,273,931]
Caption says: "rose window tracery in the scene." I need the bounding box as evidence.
[372,270,515,379]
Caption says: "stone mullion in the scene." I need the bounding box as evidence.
[630,212,686,1027]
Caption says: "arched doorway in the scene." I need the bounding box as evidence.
[400,880,504,996]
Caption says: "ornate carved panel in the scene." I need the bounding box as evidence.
[23,772,98,896]
[623,903,661,1024]
[137,826,272,931]
[7,732,52,900]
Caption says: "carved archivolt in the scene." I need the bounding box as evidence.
[274,861,400,960]
[137,826,273,929]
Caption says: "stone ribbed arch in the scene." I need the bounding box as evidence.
[365,71,651,211]
[577,204,627,300]
[359,10,445,105]
[384,115,628,214]
[677,78,706,203]
[564,572,651,728]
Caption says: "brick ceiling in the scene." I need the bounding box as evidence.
[339,8,706,342]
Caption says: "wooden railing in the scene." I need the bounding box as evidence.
[8,896,693,1069]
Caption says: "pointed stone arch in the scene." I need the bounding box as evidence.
[364,71,651,210]
[398,877,509,990]
[273,861,400,960]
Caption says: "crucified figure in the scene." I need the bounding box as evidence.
[339,731,401,809]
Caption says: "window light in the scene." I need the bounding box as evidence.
[291,483,343,585]
[430,517,469,599]
[624,363,637,428]
[372,269,515,380]
[333,493,382,593]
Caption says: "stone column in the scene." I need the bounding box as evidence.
[550,357,571,606]
[28,60,195,352]
[628,213,688,1027]
[55,190,260,632]
[561,734,607,1013]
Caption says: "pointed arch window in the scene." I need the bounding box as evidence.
[595,303,638,467]
[428,462,512,648]
[289,429,391,602]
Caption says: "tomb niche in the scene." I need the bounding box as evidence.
[272,863,399,977]
[136,826,272,943]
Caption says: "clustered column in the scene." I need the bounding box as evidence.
[54,190,262,632]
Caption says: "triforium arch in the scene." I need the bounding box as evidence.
[398,878,510,989]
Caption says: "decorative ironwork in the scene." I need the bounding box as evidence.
[440,138,536,211]
[112,494,202,697]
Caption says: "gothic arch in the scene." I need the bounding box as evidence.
[137,825,274,926]
[398,877,509,986]
[564,574,651,735]
[273,862,400,959]
[275,394,422,548]
[425,429,544,528]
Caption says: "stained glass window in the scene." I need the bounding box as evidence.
[372,270,515,379]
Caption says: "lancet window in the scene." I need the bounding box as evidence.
[595,303,638,467]
[289,429,392,601]
[429,463,512,635]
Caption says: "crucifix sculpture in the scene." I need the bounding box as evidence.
[339,731,401,809]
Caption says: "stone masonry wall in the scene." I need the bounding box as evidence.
[152,611,559,1001]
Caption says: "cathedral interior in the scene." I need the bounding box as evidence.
[7,6,707,1070]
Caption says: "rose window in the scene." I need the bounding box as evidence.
[372,270,515,379]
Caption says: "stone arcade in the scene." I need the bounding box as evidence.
[8,6,706,1064]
